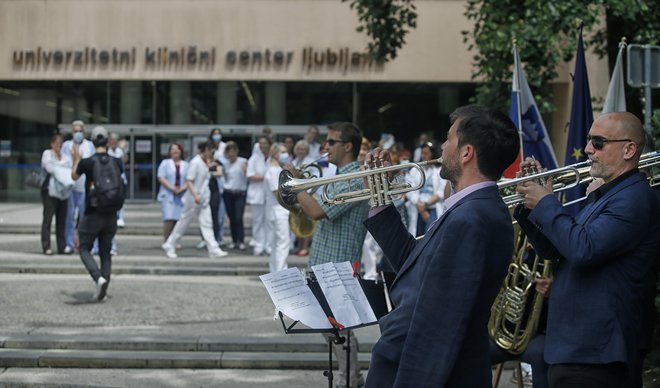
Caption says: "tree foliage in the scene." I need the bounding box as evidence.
[345,0,659,114]
[342,0,417,62]
[463,0,660,114]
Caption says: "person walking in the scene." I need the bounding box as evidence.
[71,126,125,302]
[40,133,72,255]
[161,141,228,259]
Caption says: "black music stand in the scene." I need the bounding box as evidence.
[279,312,343,388]
[278,313,376,388]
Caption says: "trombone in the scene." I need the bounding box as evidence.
[498,151,660,208]
[279,158,443,208]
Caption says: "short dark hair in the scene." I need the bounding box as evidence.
[449,105,519,181]
[327,122,362,159]
[92,137,107,148]
[420,142,439,159]
[197,141,214,153]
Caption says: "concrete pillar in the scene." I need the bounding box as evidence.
[217,81,237,123]
[120,81,142,123]
[265,81,286,124]
[170,81,190,124]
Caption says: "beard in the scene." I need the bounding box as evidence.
[440,156,460,186]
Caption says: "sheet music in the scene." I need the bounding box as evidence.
[334,262,378,325]
[311,262,377,327]
[260,268,331,329]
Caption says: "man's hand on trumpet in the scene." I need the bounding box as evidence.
[363,147,392,170]
[515,157,554,209]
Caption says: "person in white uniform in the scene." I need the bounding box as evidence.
[246,136,272,256]
[161,141,228,259]
[264,143,291,272]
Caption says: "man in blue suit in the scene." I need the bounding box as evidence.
[514,112,660,388]
[363,105,520,387]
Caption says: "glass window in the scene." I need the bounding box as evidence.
[285,82,353,124]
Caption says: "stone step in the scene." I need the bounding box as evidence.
[0,264,271,276]
[0,348,372,369]
[0,334,376,354]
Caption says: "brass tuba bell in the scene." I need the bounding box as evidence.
[276,154,327,238]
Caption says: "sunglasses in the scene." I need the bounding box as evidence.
[586,135,632,150]
[326,139,347,146]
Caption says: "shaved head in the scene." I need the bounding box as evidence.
[598,112,645,155]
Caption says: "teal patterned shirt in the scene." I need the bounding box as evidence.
[309,161,370,267]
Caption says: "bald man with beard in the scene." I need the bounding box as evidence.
[514,112,660,388]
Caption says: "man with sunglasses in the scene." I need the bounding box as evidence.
[514,112,659,388]
[289,122,369,388]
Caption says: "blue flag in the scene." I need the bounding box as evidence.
[563,27,593,212]
[504,45,559,178]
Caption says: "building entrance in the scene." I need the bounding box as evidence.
[77,124,311,202]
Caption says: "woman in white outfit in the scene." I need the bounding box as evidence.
[264,143,291,272]
[222,142,248,250]
[161,141,227,259]
[246,136,272,256]
[40,133,73,255]
[156,143,189,242]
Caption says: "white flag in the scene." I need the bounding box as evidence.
[602,41,627,113]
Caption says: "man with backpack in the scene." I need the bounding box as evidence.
[71,126,125,302]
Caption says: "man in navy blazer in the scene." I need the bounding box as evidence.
[363,105,520,387]
[514,112,660,388]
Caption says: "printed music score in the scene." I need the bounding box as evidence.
[260,261,377,330]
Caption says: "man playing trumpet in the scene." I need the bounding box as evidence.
[287,121,370,388]
[362,105,519,387]
[514,112,659,388]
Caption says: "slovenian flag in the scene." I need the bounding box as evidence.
[503,44,558,178]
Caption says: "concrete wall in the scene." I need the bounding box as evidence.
[0,0,613,159]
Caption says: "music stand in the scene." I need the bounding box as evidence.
[279,312,344,388]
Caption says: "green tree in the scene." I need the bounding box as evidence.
[342,0,417,62]
[346,1,659,116]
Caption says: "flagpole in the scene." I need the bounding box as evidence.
[513,43,525,161]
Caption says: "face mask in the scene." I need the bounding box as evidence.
[278,153,290,164]
[73,132,84,143]
[212,134,222,142]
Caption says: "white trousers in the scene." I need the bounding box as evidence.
[361,232,382,281]
[166,199,219,253]
[250,204,270,252]
[268,216,290,273]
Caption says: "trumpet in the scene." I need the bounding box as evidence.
[279,158,443,208]
[498,151,660,208]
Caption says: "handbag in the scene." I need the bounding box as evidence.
[25,168,48,189]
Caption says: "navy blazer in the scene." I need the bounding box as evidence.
[515,172,660,367]
[365,185,513,387]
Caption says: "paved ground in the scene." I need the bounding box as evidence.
[0,202,523,387]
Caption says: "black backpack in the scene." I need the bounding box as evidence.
[89,154,126,211]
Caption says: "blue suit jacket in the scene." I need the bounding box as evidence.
[365,185,513,387]
[515,172,660,367]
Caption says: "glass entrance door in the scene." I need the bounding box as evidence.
[128,133,156,200]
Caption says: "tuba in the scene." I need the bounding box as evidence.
[488,151,660,354]
[277,154,326,238]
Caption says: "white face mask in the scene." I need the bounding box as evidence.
[73,132,84,143]
[212,134,222,142]
[278,153,290,164]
